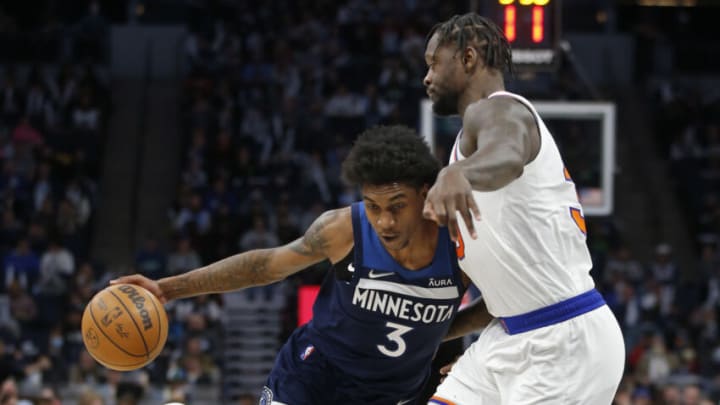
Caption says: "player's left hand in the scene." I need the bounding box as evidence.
[423,165,480,242]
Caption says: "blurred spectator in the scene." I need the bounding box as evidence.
[167,337,219,386]
[0,377,20,405]
[172,193,212,236]
[238,216,278,252]
[77,390,104,405]
[237,393,256,405]
[69,350,104,386]
[135,237,167,280]
[36,238,74,296]
[1,72,22,126]
[36,387,61,405]
[115,381,144,405]
[166,237,201,276]
[661,384,682,405]
[3,238,40,292]
[11,118,43,147]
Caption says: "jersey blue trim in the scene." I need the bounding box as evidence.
[351,202,363,267]
[498,289,605,335]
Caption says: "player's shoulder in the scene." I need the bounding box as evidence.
[464,97,536,140]
[298,207,354,263]
[313,206,352,233]
[465,96,533,123]
[311,206,353,244]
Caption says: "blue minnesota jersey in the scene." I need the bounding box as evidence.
[305,202,465,396]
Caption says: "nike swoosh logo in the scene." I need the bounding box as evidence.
[397,399,412,405]
[368,270,394,279]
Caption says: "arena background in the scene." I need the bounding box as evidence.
[1,0,719,404]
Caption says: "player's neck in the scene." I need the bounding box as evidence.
[389,221,438,270]
[458,72,505,117]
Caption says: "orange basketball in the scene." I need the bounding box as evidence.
[81,283,168,371]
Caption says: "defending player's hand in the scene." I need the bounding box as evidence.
[110,274,167,304]
[423,165,480,242]
[438,356,459,383]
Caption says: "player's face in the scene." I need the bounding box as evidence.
[362,183,426,251]
[423,34,464,116]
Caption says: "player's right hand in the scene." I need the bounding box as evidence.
[110,274,167,304]
[423,165,480,242]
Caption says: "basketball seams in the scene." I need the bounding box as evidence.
[108,290,151,359]
[88,304,147,358]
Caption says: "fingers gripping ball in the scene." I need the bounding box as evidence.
[81,284,168,371]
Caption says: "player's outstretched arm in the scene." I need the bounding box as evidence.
[111,207,352,303]
[423,98,539,241]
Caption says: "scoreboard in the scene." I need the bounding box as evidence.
[482,0,561,70]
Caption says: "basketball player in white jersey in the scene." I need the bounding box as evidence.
[421,13,625,404]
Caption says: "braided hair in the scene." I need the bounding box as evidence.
[428,12,514,75]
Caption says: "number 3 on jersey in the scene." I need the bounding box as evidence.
[378,322,413,357]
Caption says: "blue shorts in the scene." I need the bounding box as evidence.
[262,326,420,405]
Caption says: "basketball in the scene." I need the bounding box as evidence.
[81,283,168,371]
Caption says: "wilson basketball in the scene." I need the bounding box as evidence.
[81,283,168,371]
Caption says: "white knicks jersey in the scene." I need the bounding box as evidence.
[450,91,595,317]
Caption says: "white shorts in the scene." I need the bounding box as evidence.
[430,305,625,405]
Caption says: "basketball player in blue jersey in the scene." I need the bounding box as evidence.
[421,13,625,405]
[112,125,492,405]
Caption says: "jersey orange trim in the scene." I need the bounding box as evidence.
[570,207,587,235]
[455,232,466,260]
[430,396,458,405]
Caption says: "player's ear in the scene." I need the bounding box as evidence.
[462,46,479,72]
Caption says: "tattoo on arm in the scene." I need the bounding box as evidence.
[161,250,273,301]
[288,210,340,257]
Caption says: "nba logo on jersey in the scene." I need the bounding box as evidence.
[300,345,315,360]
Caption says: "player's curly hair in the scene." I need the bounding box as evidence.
[342,125,440,189]
[428,12,514,75]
